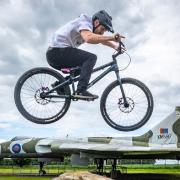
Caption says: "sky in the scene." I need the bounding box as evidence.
[0,0,180,142]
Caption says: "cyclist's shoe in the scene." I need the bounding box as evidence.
[51,81,64,95]
[74,90,99,99]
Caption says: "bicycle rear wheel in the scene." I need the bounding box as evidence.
[14,67,71,124]
[100,78,153,131]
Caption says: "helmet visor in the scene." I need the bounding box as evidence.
[102,23,114,33]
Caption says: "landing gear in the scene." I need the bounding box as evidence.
[94,158,122,179]
[110,159,122,179]
[39,162,46,176]
[95,158,104,174]
[112,158,117,172]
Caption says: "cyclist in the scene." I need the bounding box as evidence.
[46,10,125,99]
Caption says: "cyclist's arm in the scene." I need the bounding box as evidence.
[80,30,115,44]
[101,41,119,50]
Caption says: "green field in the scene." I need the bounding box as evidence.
[125,164,180,174]
[0,164,180,178]
[0,177,52,180]
[127,168,180,174]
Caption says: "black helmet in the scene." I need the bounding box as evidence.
[92,10,114,33]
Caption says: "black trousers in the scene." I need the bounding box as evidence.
[46,47,97,92]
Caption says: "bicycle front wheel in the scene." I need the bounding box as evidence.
[100,78,153,131]
[14,67,71,124]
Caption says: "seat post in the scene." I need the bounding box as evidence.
[60,66,81,94]
[70,72,76,94]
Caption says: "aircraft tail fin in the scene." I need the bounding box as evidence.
[150,107,180,145]
[132,107,180,147]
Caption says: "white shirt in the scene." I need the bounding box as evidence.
[49,14,93,48]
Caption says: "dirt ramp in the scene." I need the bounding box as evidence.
[53,171,112,180]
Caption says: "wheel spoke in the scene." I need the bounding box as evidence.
[102,80,153,130]
[15,69,70,123]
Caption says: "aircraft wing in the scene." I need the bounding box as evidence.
[0,107,180,163]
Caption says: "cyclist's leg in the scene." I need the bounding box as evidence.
[46,47,67,70]
[76,52,97,93]
[46,47,97,93]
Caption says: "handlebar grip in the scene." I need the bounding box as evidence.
[115,35,119,41]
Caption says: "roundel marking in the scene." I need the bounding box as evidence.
[12,144,21,153]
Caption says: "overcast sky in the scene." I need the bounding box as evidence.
[0,0,180,142]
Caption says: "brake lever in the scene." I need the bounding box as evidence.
[118,41,126,54]
[120,41,125,48]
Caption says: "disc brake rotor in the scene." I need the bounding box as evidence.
[34,87,50,105]
[118,97,135,113]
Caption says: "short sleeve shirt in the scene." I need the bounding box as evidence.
[49,14,93,48]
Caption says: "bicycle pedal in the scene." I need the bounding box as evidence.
[87,98,95,101]
[71,94,97,101]
[72,97,78,101]
[74,97,94,101]
[81,97,95,101]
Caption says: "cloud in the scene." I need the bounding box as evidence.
[0,139,6,143]
[0,123,11,129]
[0,0,180,139]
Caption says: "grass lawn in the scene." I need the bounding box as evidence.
[0,177,52,180]
[125,164,180,173]
[127,168,180,174]
[0,164,180,175]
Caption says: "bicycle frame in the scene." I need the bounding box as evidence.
[44,53,128,104]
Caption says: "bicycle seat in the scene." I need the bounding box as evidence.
[60,67,80,74]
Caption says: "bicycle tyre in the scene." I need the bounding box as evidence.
[100,78,153,131]
[14,67,71,124]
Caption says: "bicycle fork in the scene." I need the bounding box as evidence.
[115,70,129,108]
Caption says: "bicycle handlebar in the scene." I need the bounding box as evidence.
[118,41,125,53]
[112,41,126,59]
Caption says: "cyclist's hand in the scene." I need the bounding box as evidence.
[114,44,119,51]
[114,33,125,42]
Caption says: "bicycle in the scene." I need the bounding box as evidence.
[14,41,154,131]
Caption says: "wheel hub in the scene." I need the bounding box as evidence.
[35,87,50,105]
[118,97,135,113]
